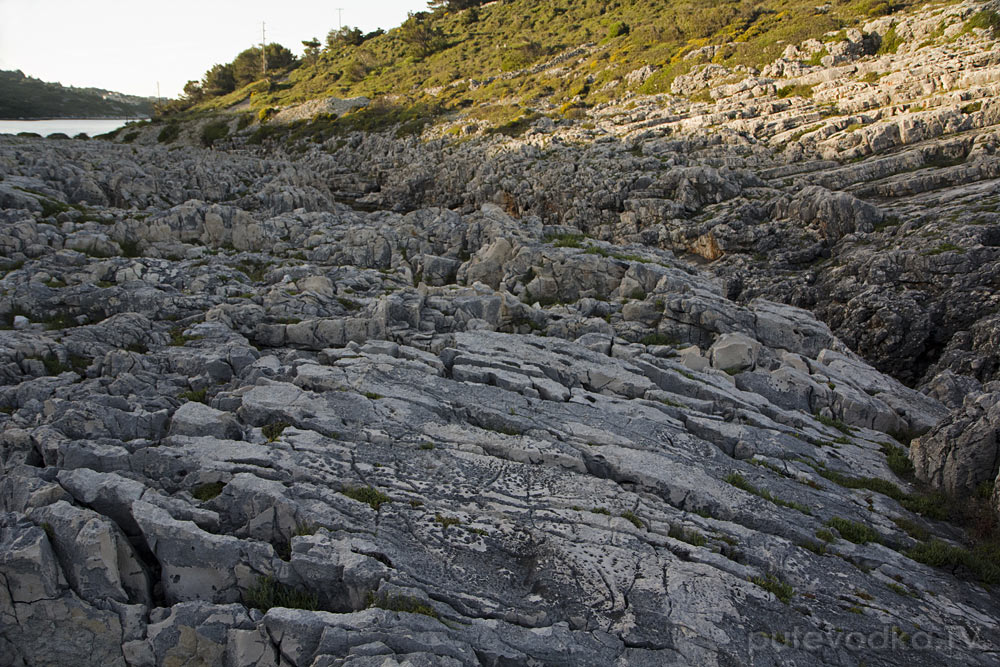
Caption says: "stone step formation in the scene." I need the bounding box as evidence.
[2,0,1000,665]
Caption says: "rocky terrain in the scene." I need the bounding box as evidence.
[3,1,1000,666]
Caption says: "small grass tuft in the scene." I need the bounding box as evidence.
[669,524,707,546]
[826,517,880,545]
[367,591,438,619]
[750,574,794,604]
[179,388,208,404]
[244,576,318,612]
[192,481,226,501]
[621,510,645,530]
[341,485,392,510]
[262,421,290,442]
[725,473,811,514]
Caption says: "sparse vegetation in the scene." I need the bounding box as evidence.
[725,473,811,514]
[262,421,290,442]
[750,574,795,603]
[906,539,1000,585]
[341,485,392,510]
[192,481,226,501]
[244,575,319,612]
[814,413,853,436]
[826,517,880,545]
[621,510,645,529]
[367,591,439,619]
[669,524,707,546]
[168,326,201,347]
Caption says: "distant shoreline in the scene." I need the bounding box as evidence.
[0,117,147,121]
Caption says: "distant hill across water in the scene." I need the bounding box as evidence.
[0,69,154,119]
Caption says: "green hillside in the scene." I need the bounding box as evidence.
[0,69,153,119]
[173,0,945,121]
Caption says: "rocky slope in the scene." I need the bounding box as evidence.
[1,133,999,665]
[3,1,1000,665]
[129,0,1000,391]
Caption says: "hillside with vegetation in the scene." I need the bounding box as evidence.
[163,0,993,120]
[0,69,153,119]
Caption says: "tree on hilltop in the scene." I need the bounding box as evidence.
[427,0,488,11]
[328,26,364,48]
[202,64,236,96]
[399,12,447,58]
[302,38,322,66]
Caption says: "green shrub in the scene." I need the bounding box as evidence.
[621,510,645,530]
[200,120,230,147]
[882,443,914,479]
[435,514,461,528]
[244,575,319,612]
[605,21,630,39]
[262,421,290,442]
[815,529,836,543]
[906,539,1000,585]
[157,123,181,144]
[878,26,904,54]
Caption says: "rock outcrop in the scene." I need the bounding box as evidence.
[1,130,998,665]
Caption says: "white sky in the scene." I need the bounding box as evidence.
[0,0,429,98]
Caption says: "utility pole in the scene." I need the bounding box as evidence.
[336,8,344,30]
[260,22,267,78]
[156,82,160,104]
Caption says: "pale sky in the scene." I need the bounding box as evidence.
[0,0,429,98]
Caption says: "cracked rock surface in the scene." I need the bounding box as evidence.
[4,2,1000,662]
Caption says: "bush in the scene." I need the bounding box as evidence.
[157,123,181,144]
[878,26,904,54]
[906,539,1000,585]
[606,21,630,39]
[262,421,290,442]
[200,120,230,147]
